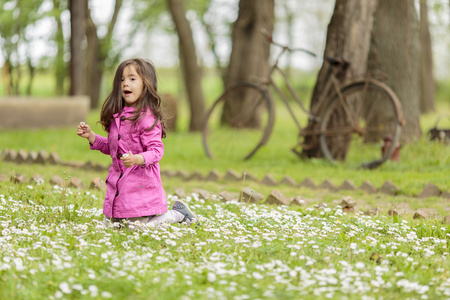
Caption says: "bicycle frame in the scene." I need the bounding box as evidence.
[262,42,321,133]
[259,39,395,155]
[202,30,405,167]
[262,41,391,138]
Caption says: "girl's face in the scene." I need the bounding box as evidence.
[121,64,144,107]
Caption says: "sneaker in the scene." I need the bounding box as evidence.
[172,200,198,225]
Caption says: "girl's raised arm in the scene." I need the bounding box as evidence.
[77,122,96,144]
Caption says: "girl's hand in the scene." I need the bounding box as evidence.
[121,153,145,168]
[77,122,95,144]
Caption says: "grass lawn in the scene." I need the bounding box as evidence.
[1,98,449,195]
[1,179,450,299]
[0,70,449,299]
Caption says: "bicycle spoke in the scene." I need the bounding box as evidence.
[332,77,358,126]
[319,81,402,168]
[202,83,274,161]
[362,90,383,126]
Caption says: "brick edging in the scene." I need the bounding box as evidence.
[1,149,448,200]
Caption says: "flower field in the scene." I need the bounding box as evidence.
[1,182,449,300]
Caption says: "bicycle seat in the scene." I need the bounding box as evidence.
[326,56,350,69]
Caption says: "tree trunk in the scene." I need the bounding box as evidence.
[14,39,21,95]
[3,62,10,95]
[167,0,205,132]
[302,0,378,158]
[419,0,435,113]
[52,0,66,95]
[69,0,85,96]
[283,1,295,78]
[83,0,122,109]
[26,57,35,95]
[85,7,102,109]
[224,0,274,127]
[368,0,421,142]
[201,20,227,88]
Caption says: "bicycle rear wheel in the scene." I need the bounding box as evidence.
[202,83,274,160]
[319,80,403,169]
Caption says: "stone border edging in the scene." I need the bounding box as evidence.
[1,149,109,172]
[1,149,449,200]
[3,172,450,224]
[161,169,449,200]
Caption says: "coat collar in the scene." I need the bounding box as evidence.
[112,106,137,130]
[113,106,136,118]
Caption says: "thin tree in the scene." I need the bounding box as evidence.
[198,2,232,87]
[0,0,44,95]
[51,0,66,95]
[84,0,123,109]
[167,0,206,132]
[69,0,86,96]
[223,0,274,127]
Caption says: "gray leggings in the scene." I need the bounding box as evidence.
[103,210,184,230]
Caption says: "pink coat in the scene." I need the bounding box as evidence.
[90,106,167,218]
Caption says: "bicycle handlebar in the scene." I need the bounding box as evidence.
[260,28,316,57]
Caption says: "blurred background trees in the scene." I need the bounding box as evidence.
[0,0,449,136]
[166,0,205,131]
[0,0,44,95]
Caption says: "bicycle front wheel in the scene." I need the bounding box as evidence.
[202,83,274,161]
[319,80,403,169]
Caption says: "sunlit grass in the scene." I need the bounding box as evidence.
[1,97,449,196]
[0,69,449,195]
[1,65,449,299]
[0,181,450,299]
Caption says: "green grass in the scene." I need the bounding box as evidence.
[1,67,449,198]
[0,180,450,299]
[2,98,449,194]
[1,69,450,299]
[0,97,448,217]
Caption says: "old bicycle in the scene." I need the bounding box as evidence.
[202,31,405,169]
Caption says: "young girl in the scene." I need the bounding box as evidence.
[77,58,197,229]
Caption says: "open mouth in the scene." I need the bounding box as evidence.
[124,91,132,96]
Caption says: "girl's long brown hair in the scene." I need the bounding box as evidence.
[99,58,166,138]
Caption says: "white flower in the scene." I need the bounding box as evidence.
[13,258,24,271]
[54,291,63,298]
[72,284,83,291]
[207,272,217,282]
[355,262,365,269]
[252,272,264,280]
[89,285,98,296]
[59,282,72,294]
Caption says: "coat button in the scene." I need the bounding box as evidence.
[119,172,123,178]
[115,191,119,197]
[118,135,121,140]
[117,153,122,159]
[120,116,126,121]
